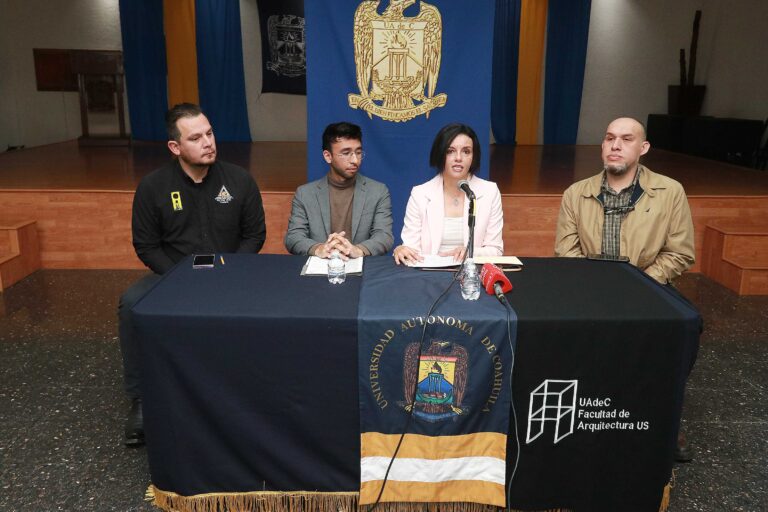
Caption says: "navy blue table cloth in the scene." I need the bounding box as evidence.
[133,255,700,512]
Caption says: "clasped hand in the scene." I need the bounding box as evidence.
[314,231,363,260]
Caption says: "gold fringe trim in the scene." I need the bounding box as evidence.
[146,485,573,512]
[658,471,676,512]
[359,504,570,512]
[147,485,358,512]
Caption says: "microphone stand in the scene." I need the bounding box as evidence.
[467,196,476,259]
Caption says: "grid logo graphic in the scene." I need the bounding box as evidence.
[526,380,578,444]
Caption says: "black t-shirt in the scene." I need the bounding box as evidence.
[132,160,266,274]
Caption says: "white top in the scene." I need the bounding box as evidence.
[438,217,463,253]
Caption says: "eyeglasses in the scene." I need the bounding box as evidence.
[335,150,365,161]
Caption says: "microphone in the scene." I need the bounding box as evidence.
[480,263,513,304]
[458,180,475,199]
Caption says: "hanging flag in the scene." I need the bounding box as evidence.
[357,258,515,507]
[258,0,306,95]
[305,0,495,241]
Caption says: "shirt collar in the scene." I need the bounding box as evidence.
[601,165,643,195]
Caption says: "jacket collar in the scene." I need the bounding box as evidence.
[583,165,663,201]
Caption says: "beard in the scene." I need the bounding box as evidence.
[604,163,628,176]
[179,151,216,169]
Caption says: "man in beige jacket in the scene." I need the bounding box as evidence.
[555,117,695,285]
[555,117,697,462]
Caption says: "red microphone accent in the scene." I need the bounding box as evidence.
[480,263,513,296]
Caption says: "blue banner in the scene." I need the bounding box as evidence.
[306,0,495,244]
[357,258,515,506]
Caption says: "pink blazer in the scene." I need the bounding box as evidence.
[401,174,504,256]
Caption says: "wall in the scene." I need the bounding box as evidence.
[578,0,768,144]
[0,0,125,150]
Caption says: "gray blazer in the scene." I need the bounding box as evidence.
[284,174,394,256]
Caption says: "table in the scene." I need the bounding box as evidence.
[133,255,700,512]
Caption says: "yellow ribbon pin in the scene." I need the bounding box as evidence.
[171,191,183,211]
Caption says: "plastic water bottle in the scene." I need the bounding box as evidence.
[460,259,481,300]
[327,250,346,284]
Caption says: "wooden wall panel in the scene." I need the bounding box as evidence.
[261,192,292,255]
[701,226,726,278]
[0,190,138,269]
[1,190,766,271]
[687,197,768,273]
[0,231,10,255]
[500,195,561,256]
[743,270,768,295]
[723,236,768,266]
[0,221,41,290]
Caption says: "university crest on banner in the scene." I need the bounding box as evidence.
[266,15,306,78]
[258,0,306,94]
[348,0,447,122]
[404,341,468,421]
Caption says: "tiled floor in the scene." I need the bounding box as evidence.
[0,270,766,511]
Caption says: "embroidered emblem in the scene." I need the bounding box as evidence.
[215,186,234,204]
[348,0,447,122]
[266,15,306,78]
[402,340,467,422]
[170,191,183,211]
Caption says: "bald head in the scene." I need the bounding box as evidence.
[607,117,647,141]
[601,117,650,178]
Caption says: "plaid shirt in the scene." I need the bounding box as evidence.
[600,167,642,257]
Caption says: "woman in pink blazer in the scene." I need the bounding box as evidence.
[393,123,504,265]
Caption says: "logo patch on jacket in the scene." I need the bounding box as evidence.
[214,186,233,204]
[170,191,183,211]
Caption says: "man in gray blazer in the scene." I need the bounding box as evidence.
[285,122,393,258]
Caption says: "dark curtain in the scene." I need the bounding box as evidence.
[543,0,591,144]
[195,0,252,141]
[119,0,169,141]
[491,0,521,145]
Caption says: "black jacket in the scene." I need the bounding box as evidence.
[132,160,266,274]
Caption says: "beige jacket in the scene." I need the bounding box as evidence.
[554,166,695,284]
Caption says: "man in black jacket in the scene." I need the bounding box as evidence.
[120,103,266,446]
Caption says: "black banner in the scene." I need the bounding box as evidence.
[258,0,306,94]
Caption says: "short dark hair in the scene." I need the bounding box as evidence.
[429,123,481,175]
[322,122,363,151]
[166,103,205,141]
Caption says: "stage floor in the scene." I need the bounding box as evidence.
[1,141,768,196]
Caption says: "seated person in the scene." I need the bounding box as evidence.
[554,116,695,284]
[284,122,393,258]
[393,123,503,265]
[121,103,266,446]
[554,116,697,462]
